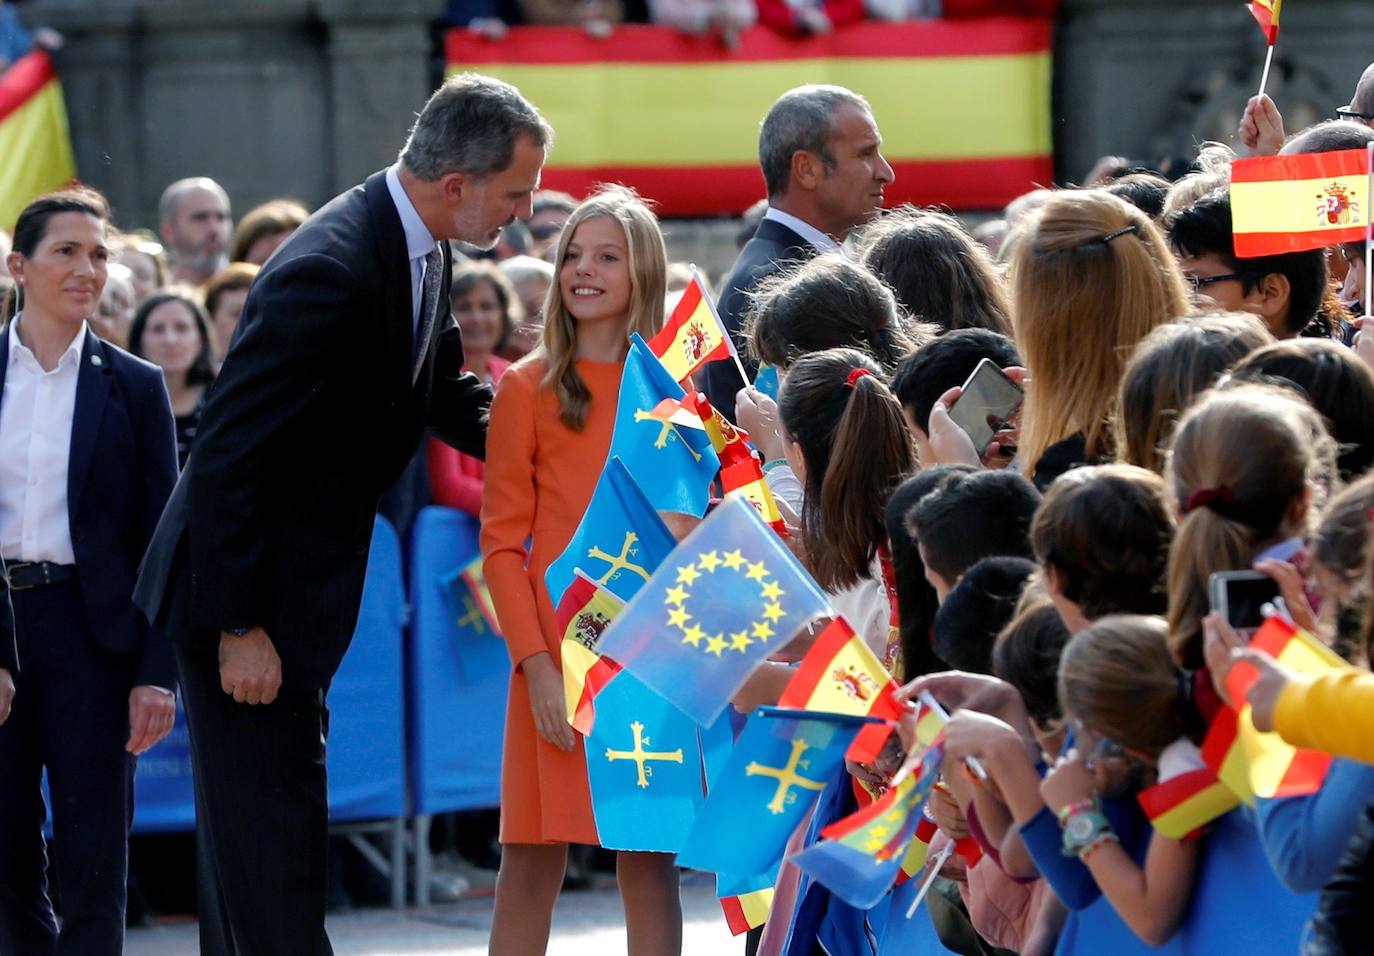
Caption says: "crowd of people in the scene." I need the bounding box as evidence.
[2,48,1374,956]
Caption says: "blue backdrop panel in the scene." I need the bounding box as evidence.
[131,516,408,831]
[407,506,510,814]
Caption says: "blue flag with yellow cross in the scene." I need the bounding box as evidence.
[607,333,719,517]
[675,707,876,876]
[595,493,832,726]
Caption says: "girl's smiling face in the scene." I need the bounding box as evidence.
[558,215,631,326]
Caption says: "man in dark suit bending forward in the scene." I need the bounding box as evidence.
[134,74,551,956]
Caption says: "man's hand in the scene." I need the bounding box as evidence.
[127,686,176,754]
[219,628,283,705]
[0,668,13,725]
[1239,94,1286,156]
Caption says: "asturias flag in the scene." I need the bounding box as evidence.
[647,270,734,383]
[1231,148,1370,256]
[0,51,76,230]
[544,456,677,609]
[596,493,833,726]
[1250,0,1282,44]
[607,334,719,516]
[555,570,625,734]
[675,707,872,876]
[778,617,905,764]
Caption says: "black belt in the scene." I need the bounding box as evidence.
[6,561,76,590]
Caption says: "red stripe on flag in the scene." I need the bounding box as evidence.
[1232,148,1371,184]
[0,50,58,124]
[1273,748,1333,799]
[530,157,1053,217]
[1200,705,1241,772]
[571,657,622,736]
[447,19,1052,66]
[1234,227,1367,258]
[719,895,750,936]
[777,618,856,709]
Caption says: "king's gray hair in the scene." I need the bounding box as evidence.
[400,73,553,182]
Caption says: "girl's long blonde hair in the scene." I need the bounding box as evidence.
[535,184,666,430]
[1010,190,1191,474]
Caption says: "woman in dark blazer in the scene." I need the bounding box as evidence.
[0,189,178,956]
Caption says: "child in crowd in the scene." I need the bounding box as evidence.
[481,185,682,955]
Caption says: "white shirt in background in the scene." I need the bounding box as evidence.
[763,207,842,255]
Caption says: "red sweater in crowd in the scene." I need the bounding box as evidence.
[426,356,511,517]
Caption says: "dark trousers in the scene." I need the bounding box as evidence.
[175,638,334,956]
[0,581,134,956]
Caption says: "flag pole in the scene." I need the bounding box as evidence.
[1257,43,1276,99]
[906,843,955,918]
[691,263,752,389]
[1366,142,1372,320]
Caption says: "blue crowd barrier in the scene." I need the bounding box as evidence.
[130,515,409,831]
[406,505,510,814]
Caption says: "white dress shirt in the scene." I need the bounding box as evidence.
[763,206,842,254]
[384,164,440,334]
[0,315,86,564]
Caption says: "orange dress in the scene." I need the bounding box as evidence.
[480,357,622,844]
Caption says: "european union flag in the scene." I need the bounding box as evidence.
[544,457,677,609]
[608,334,719,516]
[675,707,873,876]
[585,672,706,852]
[787,755,940,910]
[595,494,832,726]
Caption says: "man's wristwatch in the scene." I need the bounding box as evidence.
[224,625,255,637]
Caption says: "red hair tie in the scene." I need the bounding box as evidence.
[845,368,872,389]
[1185,486,1234,514]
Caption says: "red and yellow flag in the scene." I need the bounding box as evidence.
[1137,767,1241,839]
[555,572,624,734]
[720,888,774,935]
[459,553,501,634]
[647,274,733,383]
[1250,0,1282,44]
[1202,617,1338,802]
[778,616,905,763]
[0,50,77,230]
[1231,148,1370,257]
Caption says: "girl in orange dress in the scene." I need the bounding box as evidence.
[481,186,681,955]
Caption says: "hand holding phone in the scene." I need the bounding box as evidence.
[947,360,1024,455]
[1208,570,1281,631]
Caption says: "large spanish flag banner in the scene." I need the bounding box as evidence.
[0,50,76,230]
[446,20,1052,215]
[1231,148,1370,257]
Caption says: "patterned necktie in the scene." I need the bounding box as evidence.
[413,246,443,382]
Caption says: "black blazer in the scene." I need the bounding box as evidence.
[0,327,178,685]
[700,217,817,420]
[135,169,492,692]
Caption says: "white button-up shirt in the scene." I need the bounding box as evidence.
[0,315,86,564]
[384,164,440,334]
[763,206,842,255]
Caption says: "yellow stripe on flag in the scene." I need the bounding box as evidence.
[797,633,890,714]
[738,888,773,930]
[0,73,76,230]
[451,55,1050,168]
[724,480,782,528]
[562,639,601,725]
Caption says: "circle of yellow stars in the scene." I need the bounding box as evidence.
[663,548,786,657]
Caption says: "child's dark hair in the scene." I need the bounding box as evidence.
[1166,385,1336,668]
[993,590,1073,729]
[1104,172,1172,221]
[885,466,976,677]
[745,254,932,372]
[890,329,1021,440]
[1116,312,1272,473]
[933,557,1036,674]
[1229,338,1374,481]
[856,206,1013,335]
[778,348,915,591]
[1031,464,1174,622]
[907,470,1040,585]
[1059,615,1207,756]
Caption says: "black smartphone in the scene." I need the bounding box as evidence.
[1208,571,1281,631]
[947,359,1023,453]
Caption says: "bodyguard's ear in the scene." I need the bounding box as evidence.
[791,149,824,192]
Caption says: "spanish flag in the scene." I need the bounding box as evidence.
[1137,767,1240,839]
[458,553,501,634]
[1202,617,1336,801]
[0,50,77,230]
[1231,148,1370,257]
[720,888,774,935]
[555,571,624,734]
[778,616,905,763]
[647,272,733,383]
[898,813,939,881]
[1250,0,1282,44]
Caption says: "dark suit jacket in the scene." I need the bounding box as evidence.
[700,216,817,420]
[135,169,492,692]
[0,327,178,686]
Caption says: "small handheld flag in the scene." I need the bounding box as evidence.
[647,268,737,383]
[1249,0,1282,97]
[1137,767,1240,839]
[1230,148,1370,256]
[556,570,625,733]
[457,553,500,634]
[595,494,833,726]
